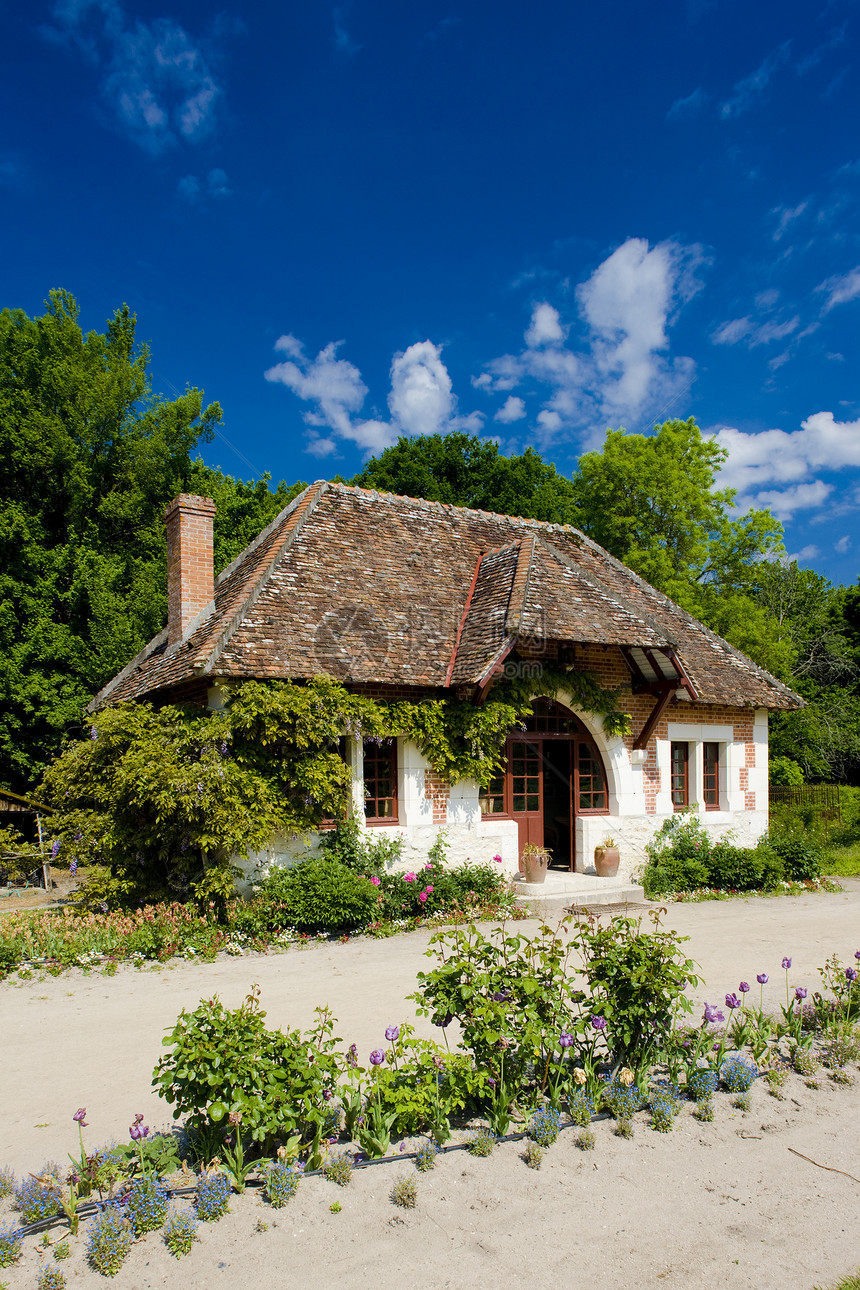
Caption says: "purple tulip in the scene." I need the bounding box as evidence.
[756,973,768,985]
[703,1002,725,1025]
[845,968,858,983]
[782,957,792,970]
[725,993,742,1010]
[590,1015,607,1031]
[559,1032,574,1049]
[435,1012,453,1029]
[72,1108,88,1126]
[794,986,807,1001]
[369,1049,385,1066]
[855,951,860,961]
[739,981,750,993]
[384,1025,400,1042]
[130,1122,150,1140]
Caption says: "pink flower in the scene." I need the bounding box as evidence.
[370,876,380,886]
[404,872,416,883]
[418,892,428,903]
[425,863,433,870]
[493,854,502,864]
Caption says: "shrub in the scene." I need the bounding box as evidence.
[734,1091,752,1111]
[650,1083,681,1132]
[613,1118,634,1138]
[390,1176,417,1208]
[524,1142,543,1168]
[324,1154,353,1187]
[194,1171,231,1222]
[569,1089,595,1127]
[14,1176,59,1223]
[641,813,711,897]
[0,1225,22,1268]
[414,1142,439,1172]
[528,1106,561,1148]
[0,1167,15,1198]
[468,1129,496,1157]
[86,1205,133,1277]
[602,1073,642,1119]
[260,1162,301,1208]
[686,1067,718,1103]
[125,1176,169,1236]
[694,1100,714,1122]
[769,757,804,787]
[37,1265,66,1290]
[53,1240,71,1261]
[706,840,783,891]
[575,1127,595,1150]
[317,818,402,879]
[721,1056,758,1093]
[163,1209,198,1258]
[253,859,378,933]
[767,828,823,882]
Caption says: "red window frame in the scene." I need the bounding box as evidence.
[363,737,399,824]
[703,741,719,810]
[670,741,689,810]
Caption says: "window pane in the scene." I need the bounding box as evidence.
[670,741,688,808]
[703,741,719,808]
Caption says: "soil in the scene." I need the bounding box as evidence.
[1,880,859,1289]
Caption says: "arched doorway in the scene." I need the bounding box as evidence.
[479,698,610,870]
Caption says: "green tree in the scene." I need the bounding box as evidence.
[351,432,581,524]
[0,291,298,791]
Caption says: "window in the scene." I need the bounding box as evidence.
[479,767,506,815]
[577,742,607,811]
[703,742,719,810]
[670,741,688,809]
[363,738,398,823]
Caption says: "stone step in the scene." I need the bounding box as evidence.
[512,869,645,911]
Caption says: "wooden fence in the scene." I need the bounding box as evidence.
[768,784,842,820]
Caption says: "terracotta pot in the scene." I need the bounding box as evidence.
[594,845,620,878]
[521,849,549,884]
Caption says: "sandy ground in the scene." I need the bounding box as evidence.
[1,882,859,1289]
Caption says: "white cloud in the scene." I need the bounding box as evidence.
[712,315,800,348]
[266,335,482,457]
[45,0,225,154]
[388,341,454,438]
[711,411,860,517]
[495,396,526,424]
[177,168,231,201]
[771,201,808,242]
[719,43,791,119]
[785,544,821,562]
[474,237,704,444]
[524,303,565,347]
[835,535,852,554]
[816,266,860,313]
[667,87,708,120]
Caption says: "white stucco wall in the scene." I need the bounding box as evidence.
[234,701,770,891]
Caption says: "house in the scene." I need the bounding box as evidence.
[89,484,802,883]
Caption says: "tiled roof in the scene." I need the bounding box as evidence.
[90,482,803,712]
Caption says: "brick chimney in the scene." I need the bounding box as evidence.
[164,494,217,645]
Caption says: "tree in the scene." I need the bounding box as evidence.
[351,432,581,524]
[0,291,299,791]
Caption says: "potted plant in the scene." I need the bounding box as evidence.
[520,843,551,884]
[593,837,620,878]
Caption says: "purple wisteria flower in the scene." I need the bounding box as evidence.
[725,993,742,1010]
[590,1015,607,1031]
[739,981,750,993]
[782,957,792,970]
[72,1108,88,1126]
[845,967,858,983]
[794,986,808,1001]
[384,1025,400,1042]
[756,973,769,985]
[51,839,61,859]
[369,1049,385,1066]
[70,859,78,878]
[346,1043,358,1069]
[434,1012,453,1029]
[703,1002,725,1025]
[558,1032,574,1049]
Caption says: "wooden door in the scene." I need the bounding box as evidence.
[509,739,543,858]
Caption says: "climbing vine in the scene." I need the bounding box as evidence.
[41,668,630,907]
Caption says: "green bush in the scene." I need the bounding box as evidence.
[317,819,403,878]
[767,828,823,881]
[641,813,711,897]
[769,756,804,786]
[252,858,379,933]
[706,840,783,891]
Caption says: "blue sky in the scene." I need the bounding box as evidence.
[3,0,859,585]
